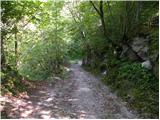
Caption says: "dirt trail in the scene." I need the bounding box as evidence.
[1,63,138,119]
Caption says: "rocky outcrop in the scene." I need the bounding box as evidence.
[120,44,140,61]
[131,37,150,60]
[120,36,158,78]
[120,37,150,61]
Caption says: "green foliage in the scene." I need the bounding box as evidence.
[1,1,68,92]
[1,1,45,94]
[17,2,68,80]
[1,1,42,22]
[19,35,67,80]
[67,40,84,60]
[1,66,26,95]
[149,28,159,55]
[102,60,158,118]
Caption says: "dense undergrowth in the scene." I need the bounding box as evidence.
[1,67,26,95]
[101,59,158,118]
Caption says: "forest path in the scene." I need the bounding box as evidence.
[1,63,137,119]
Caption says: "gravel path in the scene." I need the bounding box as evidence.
[1,63,138,119]
[69,64,137,119]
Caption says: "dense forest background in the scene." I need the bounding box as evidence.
[1,1,159,118]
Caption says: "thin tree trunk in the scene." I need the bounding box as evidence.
[1,31,6,72]
[99,1,106,35]
[136,1,141,35]
[90,1,106,34]
[90,1,113,45]
[15,32,18,67]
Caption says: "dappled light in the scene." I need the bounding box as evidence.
[1,87,68,118]
[1,78,90,119]
[1,0,158,119]
[2,64,134,119]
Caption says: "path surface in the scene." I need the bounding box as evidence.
[1,64,137,119]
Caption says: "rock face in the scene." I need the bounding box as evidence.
[131,37,150,60]
[120,36,158,78]
[120,37,150,61]
[120,45,139,61]
[150,53,159,78]
[82,35,158,78]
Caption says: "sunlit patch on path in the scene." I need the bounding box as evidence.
[1,79,77,119]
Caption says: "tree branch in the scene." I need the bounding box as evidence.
[99,1,103,17]
[90,1,101,16]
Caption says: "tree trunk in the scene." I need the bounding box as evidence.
[15,32,18,67]
[1,31,6,72]
[99,1,106,35]
[90,1,115,46]
[136,1,141,35]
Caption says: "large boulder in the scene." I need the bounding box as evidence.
[131,37,150,60]
[120,37,150,61]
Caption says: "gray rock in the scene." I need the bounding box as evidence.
[120,37,150,61]
[150,53,159,63]
[131,37,149,60]
[120,45,138,61]
[141,60,152,70]
[101,70,107,75]
[54,76,61,81]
